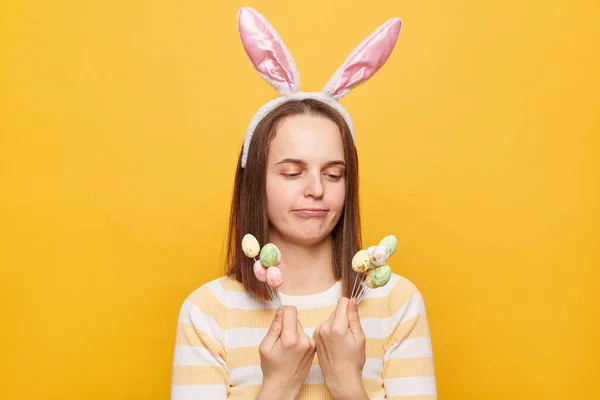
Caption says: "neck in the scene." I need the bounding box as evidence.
[268,233,337,296]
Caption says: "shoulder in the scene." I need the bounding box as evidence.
[175,276,244,336]
[388,272,421,300]
[181,275,262,315]
[182,276,241,310]
[377,273,428,318]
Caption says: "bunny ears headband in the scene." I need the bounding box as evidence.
[238,7,402,168]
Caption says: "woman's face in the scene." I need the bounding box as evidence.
[266,114,346,246]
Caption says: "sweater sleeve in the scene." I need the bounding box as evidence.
[382,278,438,399]
[171,283,229,399]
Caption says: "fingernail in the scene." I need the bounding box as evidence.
[276,308,283,317]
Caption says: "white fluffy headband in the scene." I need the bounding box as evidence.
[238,7,402,168]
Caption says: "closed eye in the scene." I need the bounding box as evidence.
[324,173,343,181]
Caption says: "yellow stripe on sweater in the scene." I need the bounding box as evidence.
[175,322,226,361]
[226,380,385,400]
[171,365,228,385]
[385,315,431,351]
[383,357,436,377]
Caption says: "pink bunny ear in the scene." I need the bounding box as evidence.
[238,7,300,95]
[322,18,402,99]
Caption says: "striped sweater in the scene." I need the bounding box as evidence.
[170,273,437,399]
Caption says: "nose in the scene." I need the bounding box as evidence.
[303,171,324,199]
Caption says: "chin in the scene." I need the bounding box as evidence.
[290,226,334,246]
[269,225,328,246]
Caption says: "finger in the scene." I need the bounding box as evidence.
[297,319,304,340]
[281,306,298,346]
[333,297,350,330]
[319,300,336,325]
[297,318,307,336]
[312,325,320,340]
[296,319,315,352]
[262,308,284,348]
[347,298,363,334]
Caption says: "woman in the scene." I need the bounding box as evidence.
[171,7,437,400]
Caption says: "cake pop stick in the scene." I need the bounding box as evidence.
[266,266,283,309]
[252,256,282,309]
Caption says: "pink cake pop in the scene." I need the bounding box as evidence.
[266,266,283,289]
[253,259,267,282]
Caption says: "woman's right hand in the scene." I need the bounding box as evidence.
[256,306,316,400]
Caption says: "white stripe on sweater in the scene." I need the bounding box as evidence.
[384,377,437,396]
[385,337,434,360]
[172,346,224,367]
[170,384,228,398]
[178,300,225,346]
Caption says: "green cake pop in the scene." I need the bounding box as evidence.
[369,265,392,288]
[259,243,281,267]
[378,235,397,257]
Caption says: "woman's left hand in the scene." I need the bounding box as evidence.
[313,297,368,400]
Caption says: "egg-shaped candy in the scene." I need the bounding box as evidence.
[369,244,389,267]
[371,265,392,287]
[379,235,398,257]
[260,243,280,267]
[266,266,283,288]
[241,234,260,258]
[253,260,267,283]
[365,269,378,288]
[352,249,371,273]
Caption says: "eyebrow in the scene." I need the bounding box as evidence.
[275,158,346,168]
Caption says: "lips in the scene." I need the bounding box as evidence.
[292,208,329,217]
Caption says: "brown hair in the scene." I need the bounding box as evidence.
[225,99,362,301]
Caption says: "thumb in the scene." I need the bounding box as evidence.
[347,298,362,333]
[263,308,284,346]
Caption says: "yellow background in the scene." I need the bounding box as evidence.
[1,0,598,398]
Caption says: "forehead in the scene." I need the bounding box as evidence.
[268,114,345,164]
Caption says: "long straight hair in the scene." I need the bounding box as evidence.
[225,99,362,300]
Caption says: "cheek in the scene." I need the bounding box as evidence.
[266,177,295,214]
[329,183,347,212]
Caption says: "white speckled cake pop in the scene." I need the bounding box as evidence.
[242,234,260,258]
[369,244,389,267]
[352,249,372,273]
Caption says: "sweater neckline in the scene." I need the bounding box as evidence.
[278,280,342,308]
